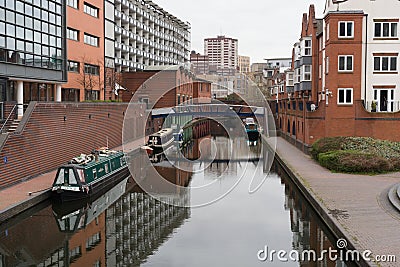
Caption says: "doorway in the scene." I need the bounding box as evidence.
[374,89,394,112]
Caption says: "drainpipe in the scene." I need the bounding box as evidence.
[364,13,368,110]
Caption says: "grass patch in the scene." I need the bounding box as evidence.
[312,137,400,174]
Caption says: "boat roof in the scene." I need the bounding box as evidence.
[61,150,124,169]
[149,128,173,137]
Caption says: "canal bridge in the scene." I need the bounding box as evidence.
[151,104,266,119]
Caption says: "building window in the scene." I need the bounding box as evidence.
[373,88,395,112]
[338,55,353,72]
[84,63,100,75]
[304,40,311,56]
[374,56,397,72]
[84,2,99,18]
[303,65,311,81]
[374,22,398,38]
[67,0,78,9]
[67,60,80,72]
[338,21,354,38]
[67,28,79,41]
[337,88,353,105]
[326,57,329,74]
[84,33,99,47]
[326,23,330,41]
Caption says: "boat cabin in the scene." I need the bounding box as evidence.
[52,149,126,190]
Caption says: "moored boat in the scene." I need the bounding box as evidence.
[245,118,260,141]
[51,147,129,202]
[146,128,174,152]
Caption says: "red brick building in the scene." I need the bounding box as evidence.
[272,0,400,152]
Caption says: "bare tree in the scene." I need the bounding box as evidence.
[76,55,103,101]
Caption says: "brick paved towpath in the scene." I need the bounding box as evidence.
[268,137,400,267]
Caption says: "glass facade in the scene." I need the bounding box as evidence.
[0,0,65,71]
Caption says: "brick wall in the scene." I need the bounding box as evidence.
[0,102,145,189]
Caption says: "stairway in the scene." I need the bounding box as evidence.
[7,119,20,133]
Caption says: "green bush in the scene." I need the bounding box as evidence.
[318,150,391,173]
[311,137,346,160]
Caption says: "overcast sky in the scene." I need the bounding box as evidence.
[154,0,325,63]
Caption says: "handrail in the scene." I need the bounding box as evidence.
[0,104,17,134]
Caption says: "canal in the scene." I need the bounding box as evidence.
[0,134,354,266]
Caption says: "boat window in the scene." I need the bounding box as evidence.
[77,169,85,183]
[55,168,65,184]
[93,169,97,179]
[69,169,78,185]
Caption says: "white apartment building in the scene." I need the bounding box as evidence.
[105,0,191,72]
[204,36,238,76]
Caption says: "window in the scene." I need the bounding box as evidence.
[374,56,397,72]
[67,60,79,72]
[326,24,329,41]
[67,0,78,9]
[304,40,311,56]
[84,2,99,18]
[338,55,353,71]
[67,28,79,41]
[374,22,398,38]
[337,88,353,104]
[338,21,354,38]
[84,33,99,47]
[84,63,100,75]
[303,65,311,81]
[326,57,329,74]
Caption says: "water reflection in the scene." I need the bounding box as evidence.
[0,135,355,267]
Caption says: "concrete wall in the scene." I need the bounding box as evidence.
[0,102,145,189]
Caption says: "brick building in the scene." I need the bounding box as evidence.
[63,0,105,102]
[272,0,400,151]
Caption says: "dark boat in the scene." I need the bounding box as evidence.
[245,118,260,141]
[51,147,129,202]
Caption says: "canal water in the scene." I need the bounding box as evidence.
[0,135,352,267]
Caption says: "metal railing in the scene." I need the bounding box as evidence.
[365,101,400,113]
[0,102,3,121]
[0,104,27,134]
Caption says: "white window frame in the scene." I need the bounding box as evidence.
[337,88,353,105]
[304,39,312,56]
[303,65,311,81]
[338,55,353,72]
[84,2,99,18]
[67,0,78,9]
[373,56,397,72]
[326,57,329,74]
[374,22,398,38]
[338,21,354,38]
[326,23,330,41]
[67,28,79,41]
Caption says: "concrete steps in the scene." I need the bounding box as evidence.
[7,119,20,133]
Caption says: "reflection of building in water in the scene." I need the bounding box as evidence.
[276,163,344,267]
[106,191,190,266]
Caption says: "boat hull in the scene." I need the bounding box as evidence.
[52,166,130,202]
[247,131,260,141]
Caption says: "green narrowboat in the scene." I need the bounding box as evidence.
[51,148,129,202]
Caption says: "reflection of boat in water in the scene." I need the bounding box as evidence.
[244,118,260,142]
[52,177,129,233]
[51,148,129,202]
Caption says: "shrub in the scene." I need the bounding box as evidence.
[318,150,391,173]
[311,137,346,160]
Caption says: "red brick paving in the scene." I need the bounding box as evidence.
[270,137,400,267]
[0,138,145,219]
